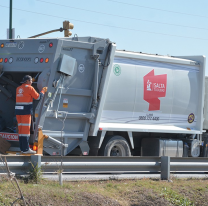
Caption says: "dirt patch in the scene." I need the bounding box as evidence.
[120,188,172,206]
[71,192,121,206]
[12,191,121,206]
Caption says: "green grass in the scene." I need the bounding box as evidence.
[0,178,208,205]
[161,187,193,206]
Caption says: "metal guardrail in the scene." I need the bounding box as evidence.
[1,155,208,180]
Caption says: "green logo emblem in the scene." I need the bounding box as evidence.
[113,64,121,76]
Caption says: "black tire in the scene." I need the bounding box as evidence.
[99,135,131,156]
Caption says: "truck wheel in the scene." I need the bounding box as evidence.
[99,136,131,156]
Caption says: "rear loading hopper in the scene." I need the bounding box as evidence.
[0,37,116,155]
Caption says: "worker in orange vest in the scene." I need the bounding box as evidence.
[15,75,47,154]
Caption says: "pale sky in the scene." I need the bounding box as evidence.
[1,0,208,74]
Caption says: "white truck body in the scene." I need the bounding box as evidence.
[98,52,205,135]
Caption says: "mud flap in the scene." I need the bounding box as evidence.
[79,141,90,156]
[190,139,200,157]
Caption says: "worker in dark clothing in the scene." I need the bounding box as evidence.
[15,75,47,154]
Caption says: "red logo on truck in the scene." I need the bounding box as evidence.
[143,70,167,111]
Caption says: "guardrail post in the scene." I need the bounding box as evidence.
[161,156,170,180]
[30,155,41,171]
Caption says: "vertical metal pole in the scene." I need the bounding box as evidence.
[9,0,12,39]
[161,156,170,180]
[30,155,41,171]
[59,172,63,186]
[30,155,42,184]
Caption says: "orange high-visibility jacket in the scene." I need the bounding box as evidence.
[15,84,44,115]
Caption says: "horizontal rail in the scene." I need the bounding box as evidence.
[0,156,208,180]
[171,162,208,166]
[41,161,160,173]
[41,162,159,166]
[0,162,30,167]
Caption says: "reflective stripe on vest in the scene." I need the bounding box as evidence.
[16,102,33,105]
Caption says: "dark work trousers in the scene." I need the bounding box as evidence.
[16,115,31,152]
[19,136,30,152]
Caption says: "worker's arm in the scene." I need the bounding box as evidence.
[30,86,47,100]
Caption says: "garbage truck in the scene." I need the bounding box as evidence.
[0,36,207,157]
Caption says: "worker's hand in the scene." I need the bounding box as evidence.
[32,77,36,82]
[42,87,48,93]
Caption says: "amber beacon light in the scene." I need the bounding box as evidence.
[33,145,37,151]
